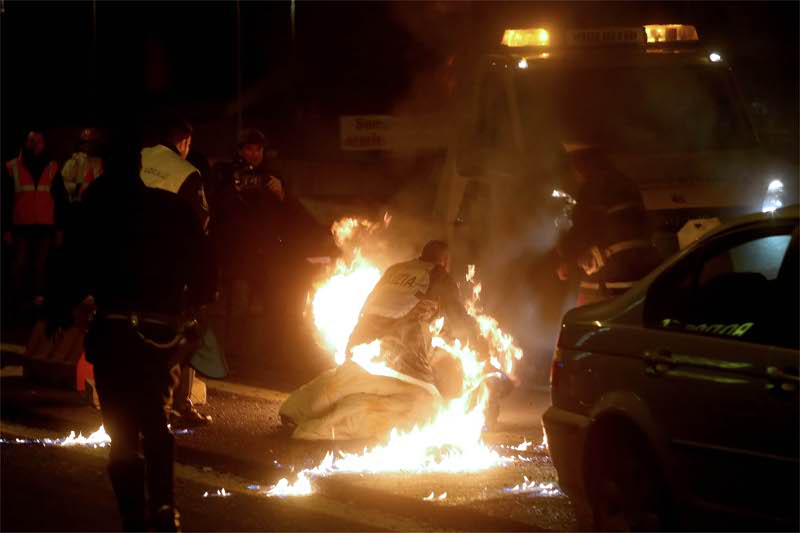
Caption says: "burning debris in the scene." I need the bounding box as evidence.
[203,488,232,498]
[1,425,194,448]
[504,476,562,497]
[1,426,111,448]
[500,434,548,454]
[267,216,553,497]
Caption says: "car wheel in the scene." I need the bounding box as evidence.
[586,423,669,531]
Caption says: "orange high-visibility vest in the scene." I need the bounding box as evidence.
[6,155,58,225]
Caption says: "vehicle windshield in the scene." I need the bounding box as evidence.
[516,64,756,153]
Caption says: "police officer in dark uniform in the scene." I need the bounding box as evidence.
[49,126,216,531]
[557,147,662,305]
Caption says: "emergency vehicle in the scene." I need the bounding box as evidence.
[432,23,795,266]
[543,205,799,530]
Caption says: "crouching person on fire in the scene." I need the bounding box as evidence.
[279,240,506,440]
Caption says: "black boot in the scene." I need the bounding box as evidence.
[144,429,178,531]
[107,458,147,531]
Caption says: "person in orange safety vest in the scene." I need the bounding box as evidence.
[2,129,68,308]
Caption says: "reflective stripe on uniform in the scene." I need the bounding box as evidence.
[6,159,21,191]
[604,239,651,257]
[579,280,637,290]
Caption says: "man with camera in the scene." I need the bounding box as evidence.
[209,129,289,361]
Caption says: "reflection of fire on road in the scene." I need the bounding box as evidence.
[267,217,541,497]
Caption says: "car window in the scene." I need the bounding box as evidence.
[644,226,798,348]
[698,235,791,286]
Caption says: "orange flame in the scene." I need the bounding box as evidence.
[272,218,527,496]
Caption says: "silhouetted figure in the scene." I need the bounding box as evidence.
[210,129,295,362]
[557,147,662,305]
[49,125,216,531]
[140,117,214,427]
[3,129,68,309]
[61,127,104,204]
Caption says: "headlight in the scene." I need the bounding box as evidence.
[762,179,785,213]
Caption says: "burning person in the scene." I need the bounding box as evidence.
[280,240,500,440]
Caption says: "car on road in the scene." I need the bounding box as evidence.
[543,205,799,530]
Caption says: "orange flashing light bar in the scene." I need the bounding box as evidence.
[502,28,550,47]
[644,24,699,43]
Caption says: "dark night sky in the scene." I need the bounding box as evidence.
[2,1,797,159]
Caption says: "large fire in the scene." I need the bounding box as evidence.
[267,216,529,496]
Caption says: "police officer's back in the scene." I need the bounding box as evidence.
[51,127,215,531]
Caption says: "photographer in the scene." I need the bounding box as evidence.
[210,130,290,362]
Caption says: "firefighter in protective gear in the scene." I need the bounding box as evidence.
[139,117,213,428]
[61,128,103,204]
[557,148,662,306]
[48,125,217,531]
[3,129,68,307]
[279,241,489,440]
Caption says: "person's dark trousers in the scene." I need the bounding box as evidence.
[223,278,267,363]
[224,278,250,362]
[87,320,181,531]
[10,225,53,306]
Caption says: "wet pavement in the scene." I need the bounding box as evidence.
[1,336,574,531]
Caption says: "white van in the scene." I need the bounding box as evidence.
[433,24,795,266]
[421,24,796,375]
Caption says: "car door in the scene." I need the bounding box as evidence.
[636,222,799,523]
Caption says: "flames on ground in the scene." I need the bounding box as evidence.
[266,216,545,497]
[1,425,111,448]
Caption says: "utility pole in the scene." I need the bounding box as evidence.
[91,0,97,119]
[236,0,243,135]
[290,0,296,43]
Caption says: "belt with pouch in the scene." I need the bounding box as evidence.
[100,311,201,351]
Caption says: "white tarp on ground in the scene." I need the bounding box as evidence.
[279,360,439,440]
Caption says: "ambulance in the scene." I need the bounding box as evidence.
[432,23,796,270]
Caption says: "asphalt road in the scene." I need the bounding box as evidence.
[1,343,574,532]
